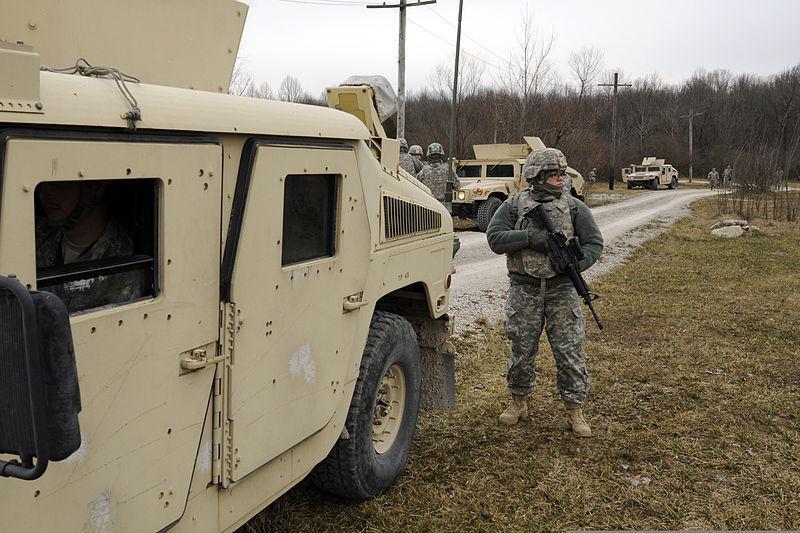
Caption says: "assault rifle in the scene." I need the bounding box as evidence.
[533,204,604,330]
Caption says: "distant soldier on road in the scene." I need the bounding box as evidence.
[707,167,719,189]
[486,148,603,437]
[398,138,422,175]
[417,142,459,204]
[723,165,734,188]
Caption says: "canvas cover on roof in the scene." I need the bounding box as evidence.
[340,75,397,123]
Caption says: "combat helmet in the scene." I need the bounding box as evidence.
[426,142,445,158]
[409,144,423,156]
[399,138,409,152]
[523,148,567,184]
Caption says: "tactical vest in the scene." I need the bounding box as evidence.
[506,190,574,278]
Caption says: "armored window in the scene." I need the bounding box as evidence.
[486,164,515,178]
[281,174,337,266]
[34,179,158,315]
[635,166,646,172]
[456,165,482,178]
[648,166,660,172]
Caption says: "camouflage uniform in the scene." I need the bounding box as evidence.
[722,166,734,188]
[417,143,459,203]
[486,149,602,404]
[707,169,719,189]
[36,218,144,313]
[399,143,422,176]
[417,161,453,202]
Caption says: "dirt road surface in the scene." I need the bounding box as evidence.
[450,188,716,335]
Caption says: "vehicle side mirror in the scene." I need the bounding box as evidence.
[0,275,81,481]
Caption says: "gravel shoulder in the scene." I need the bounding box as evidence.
[449,188,716,336]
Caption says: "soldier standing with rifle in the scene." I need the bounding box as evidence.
[486,148,603,437]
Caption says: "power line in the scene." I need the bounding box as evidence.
[424,5,507,64]
[406,17,505,73]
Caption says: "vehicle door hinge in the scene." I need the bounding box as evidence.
[213,301,236,487]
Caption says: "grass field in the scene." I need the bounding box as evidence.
[246,194,799,532]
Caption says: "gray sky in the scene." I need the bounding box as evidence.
[236,0,800,97]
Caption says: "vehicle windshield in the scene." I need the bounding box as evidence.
[456,165,482,178]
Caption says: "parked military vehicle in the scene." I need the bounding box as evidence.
[622,157,679,190]
[451,137,585,232]
[0,2,456,532]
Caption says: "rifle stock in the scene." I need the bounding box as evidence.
[533,205,604,330]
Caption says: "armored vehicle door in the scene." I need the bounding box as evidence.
[223,140,370,482]
[0,133,222,532]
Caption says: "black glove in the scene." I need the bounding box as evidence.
[526,227,549,252]
[548,252,566,273]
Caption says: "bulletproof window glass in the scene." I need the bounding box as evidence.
[635,166,646,172]
[34,179,159,314]
[456,165,482,178]
[281,174,337,266]
[648,166,660,172]
[486,164,515,178]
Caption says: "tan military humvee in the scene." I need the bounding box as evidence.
[0,2,456,532]
[451,137,585,232]
[622,157,679,190]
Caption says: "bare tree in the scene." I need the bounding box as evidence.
[278,75,309,103]
[229,58,255,96]
[498,5,556,139]
[428,53,486,102]
[229,59,274,99]
[568,46,604,105]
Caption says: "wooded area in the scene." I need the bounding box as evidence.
[406,63,800,185]
[231,6,799,189]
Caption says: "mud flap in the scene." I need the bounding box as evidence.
[413,314,455,410]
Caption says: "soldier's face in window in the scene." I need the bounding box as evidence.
[38,181,81,222]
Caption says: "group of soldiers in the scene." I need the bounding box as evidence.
[707,165,734,189]
[398,138,460,204]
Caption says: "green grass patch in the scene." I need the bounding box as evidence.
[245,196,799,532]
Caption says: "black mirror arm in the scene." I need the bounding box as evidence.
[1,454,48,480]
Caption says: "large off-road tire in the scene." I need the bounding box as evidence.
[627,181,633,189]
[668,176,678,189]
[310,311,421,500]
[477,197,503,233]
[650,178,659,190]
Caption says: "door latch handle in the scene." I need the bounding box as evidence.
[343,292,368,311]
[181,348,224,370]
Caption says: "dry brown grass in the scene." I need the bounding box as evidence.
[245,196,800,533]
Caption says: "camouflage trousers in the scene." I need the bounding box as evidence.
[504,278,590,403]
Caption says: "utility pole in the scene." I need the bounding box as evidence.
[367,0,436,140]
[447,0,464,209]
[598,72,631,190]
[681,109,704,182]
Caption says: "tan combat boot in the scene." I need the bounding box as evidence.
[564,401,592,437]
[499,394,528,425]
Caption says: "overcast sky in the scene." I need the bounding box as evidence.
[236,0,800,98]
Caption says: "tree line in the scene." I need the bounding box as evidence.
[231,9,799,187]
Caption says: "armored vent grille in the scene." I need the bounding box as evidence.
[382,195,442,241]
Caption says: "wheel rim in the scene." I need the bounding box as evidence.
[372,363,406,454]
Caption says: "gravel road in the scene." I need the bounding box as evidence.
[449,188,717,336]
